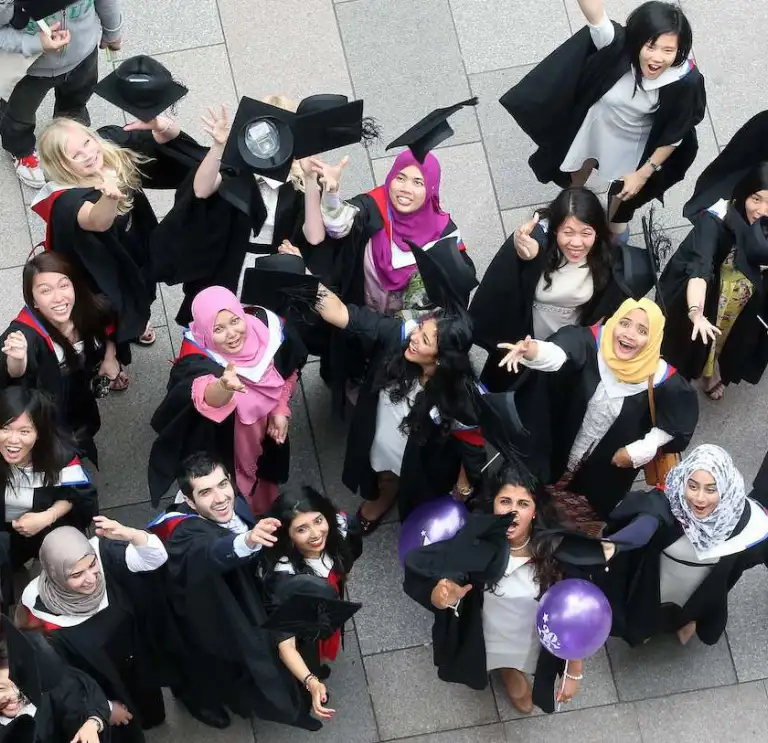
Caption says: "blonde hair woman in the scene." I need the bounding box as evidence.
[32,114,189,349]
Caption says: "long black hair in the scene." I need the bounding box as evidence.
[481,461,564,596]
[23,253,114,370]
[0,388,73,489]
[625,1,693,94]
[731,162,768,225]
[538,187,613,295]
[371,308,477,444]
[263,486,353,579]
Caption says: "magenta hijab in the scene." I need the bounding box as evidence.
[370,150,450,292]
[189,286,284,424]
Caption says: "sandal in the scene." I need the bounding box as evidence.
[136,326,156,346]
[355,506,384,537]
[107,370,130,392]
[703,380,725,401]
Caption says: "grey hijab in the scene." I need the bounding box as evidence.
[37,527,106,617]
[664,444,746,553]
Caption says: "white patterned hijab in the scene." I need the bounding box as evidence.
[664,444,746,553]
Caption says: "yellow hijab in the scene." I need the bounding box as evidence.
[599,298,665,384]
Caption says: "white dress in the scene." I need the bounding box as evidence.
[560,13,691,184]
[369,382,422,476]
[483,555,541,673]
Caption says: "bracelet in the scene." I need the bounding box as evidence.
[87,717,105,733]
[645,158,662,173]
[564,672,584,681]
[687,306,700,316]
[302,672,318,690]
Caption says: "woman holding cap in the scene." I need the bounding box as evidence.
[601,445,768,646]
[497,298,698,531]
[33,55,204,352]
[656,113,768,401]
[471,186,634,391]
[148,286,307,513]
[500,0,705,240]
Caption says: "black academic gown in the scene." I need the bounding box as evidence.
[513,325,699,518]
[147,307,307,506]
[263,515,363,676]
[0,308,110,464]
[658,204,768,384]
[339,305,485,521]
[499,22,706,223]
[8,630,112,743]
[403,514,606,713]
[470,227,640,391]
[149,498,306,727]
[32,127,206,345]
[603,489,768,646]
[22,539,176,743]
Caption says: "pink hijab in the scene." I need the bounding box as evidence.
[370,150,450,292]
[189,286,284,424]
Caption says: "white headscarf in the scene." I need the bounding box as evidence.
[664,444,746,553]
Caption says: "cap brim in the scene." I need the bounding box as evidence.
[293,99,365,159]
[241,266,320,312]
[94,73,188,122]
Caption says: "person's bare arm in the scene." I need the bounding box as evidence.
[576,0,606,25]
[316,284,350,329]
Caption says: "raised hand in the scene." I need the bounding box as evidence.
[219,363,246,393]
[307,677,336,720]
[278,239,302,258]
[497,335,536,374]
[689,310,722,344]
[514,213,541,259]
[201,105,230,146]
[93,516,136,542]
[430,578,472,610]
[2,331,28,362]
[98,171,122,201]
[246,517,281,548]
[310,155,349,193]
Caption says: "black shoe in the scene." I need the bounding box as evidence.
[316,664,331,681]
[180,702,231,729]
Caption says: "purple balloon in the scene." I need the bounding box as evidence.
[398,497,469,568]
[535,579,612,660]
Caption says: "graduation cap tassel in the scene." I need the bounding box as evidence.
[481,451,501,474]
[641,208,672,316]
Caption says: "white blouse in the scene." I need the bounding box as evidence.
[5,466,43,522]
[370,382,422,476]
[532,258,594,340]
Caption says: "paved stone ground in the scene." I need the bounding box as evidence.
[2,0,768,741]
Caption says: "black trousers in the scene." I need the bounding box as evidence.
[0,47,98,157]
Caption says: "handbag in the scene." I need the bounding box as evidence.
[643,374,680,487]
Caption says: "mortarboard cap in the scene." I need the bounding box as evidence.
[3,616,42,707]
[221,96,365,183]
[407,238,478,311]
[240,254,320,314]
[386,97,479,163]
[476,391,529,471]
[262,574,361,639]
[94,56,188,122]
[296,94,350,116]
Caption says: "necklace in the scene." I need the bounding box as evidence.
[509,536,531,552]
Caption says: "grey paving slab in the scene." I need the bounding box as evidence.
[726,566,768,683]
[146,689,254,743]
[394,723,506,743]
[90,326,176,508]
[469,67,562,211]
[347,523,434,656]
[372,142,506,278]
[219,0,352,102]
[364,645,499,740]
[251,632,379,743]
[504,703,642,743]
[0,155,35,268]
[283,368,324,493]
[336,0,479,160]
[606,633,737,702]
[634,682,768,743]
[492,647,618,721]
[449,0,571,73]
[120,0,224,57]
[0,267,25,327]
[680,0,767,145]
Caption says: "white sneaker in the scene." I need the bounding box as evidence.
[13,151,45,188]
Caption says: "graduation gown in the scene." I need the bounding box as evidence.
[30,127,206,344]
[6,630,111,743]
[658,203,768,385]
[470,227,646,391]
[20,538,177,743]
[147,307,307,506]
[148,498,306,726]
[603,489,768,646]
[499,22,706,223]
[0,307,111,463]
[513,325,699,518]
[338,305,485,521]
[403,514,606,713]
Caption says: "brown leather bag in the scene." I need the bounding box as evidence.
[643,374,680,487]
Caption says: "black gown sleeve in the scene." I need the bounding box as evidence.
[49,665,112,738]
[53,479,99,532]
[0,322,42,387]
[341,304,404,357]
[652,373,699,453]
[547,325,595,370]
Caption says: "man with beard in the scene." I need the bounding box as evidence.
[148,452,319,731]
